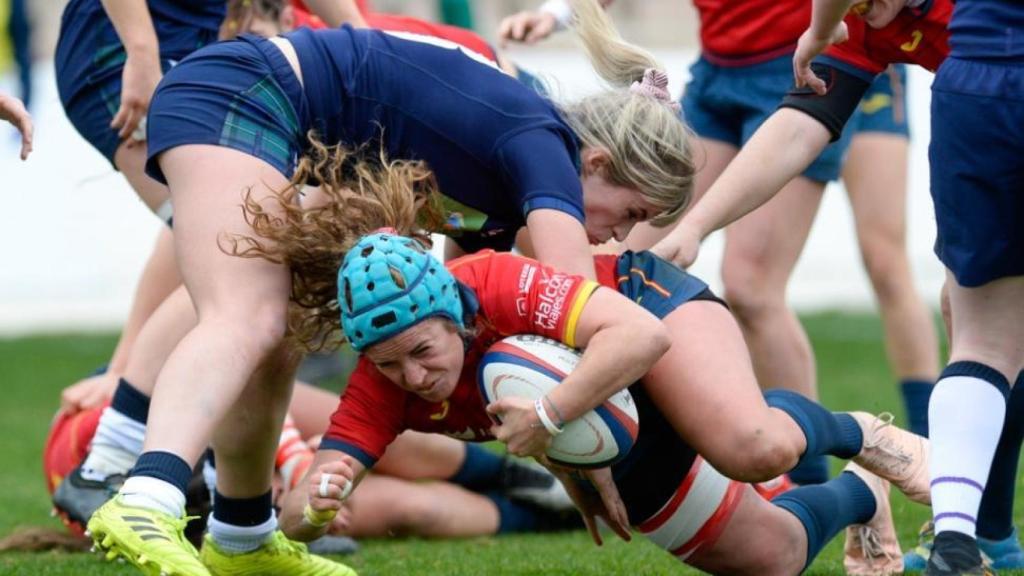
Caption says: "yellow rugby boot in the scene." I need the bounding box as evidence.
[87,495,209,576]
[200,530,358,576]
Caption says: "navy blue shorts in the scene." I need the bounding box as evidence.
[60,58,182,166]
[930,57,1024,287]
[681,54,855,183]
[847,65,910,138]
[145,36,309,184]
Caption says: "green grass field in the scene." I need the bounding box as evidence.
[1,313,1021,575]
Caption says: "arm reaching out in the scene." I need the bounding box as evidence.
[794,0,854,94]
[651,109,833,268]
[280,450,365,542]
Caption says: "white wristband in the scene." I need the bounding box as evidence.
[539,0,573,31]
[534,397,564,436]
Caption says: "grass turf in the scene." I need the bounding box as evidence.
[0,313,1020,575]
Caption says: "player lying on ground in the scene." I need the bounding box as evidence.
[223,142,929,574]
[48,377,577,545]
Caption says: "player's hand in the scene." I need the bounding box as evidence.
[308,460,354,509]
[544,462,631,546]
[497,10,558,48]
[487,396,553,460]
[0,92,33,160]
[793,23,848,95]
[112,50,162,144]
[649,222,702,269]
[59,372,119,415]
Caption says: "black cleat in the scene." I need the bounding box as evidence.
[925,531,995,575]
[52,465,125,531]
[500,459,575,512]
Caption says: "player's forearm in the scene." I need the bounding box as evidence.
[547,311,669,422]
[100,0,159,57]
[303,0,367,28]
[279,487,329,542]
[526,210,598,280]
[810,0,856,39]
[685,108,832,239]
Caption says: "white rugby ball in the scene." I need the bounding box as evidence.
[477,335,639,468]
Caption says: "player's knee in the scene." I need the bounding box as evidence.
[389,493,448,536]
[203,304,288,362]
[721,269,782,324]
[860,239,910,302]
[714,431,797,482]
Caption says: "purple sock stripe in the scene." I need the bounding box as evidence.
[934,511,977,525]
[931,476,984,491]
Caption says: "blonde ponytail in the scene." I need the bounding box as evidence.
[561,0,697,226]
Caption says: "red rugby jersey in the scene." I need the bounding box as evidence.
[823,0,952,77]
[322,251,604,465]
[694,0,811,65]
[291,2,496,63]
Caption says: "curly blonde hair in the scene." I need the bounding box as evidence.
[224,137,445,351]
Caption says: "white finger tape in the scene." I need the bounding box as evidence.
[318,473,332,498]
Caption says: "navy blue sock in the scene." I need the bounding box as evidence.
[485,492,541,534]
[900,379,933,438]
[976,371,1024,541]
[773,471,877,570]
[788,454,832,485]
[449,444,505,490]
[131,451,193,495]
[213,490,273,527]
[110,378,151,424]
[764,389,863,473]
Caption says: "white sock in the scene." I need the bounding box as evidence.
[929,374,1007,537]
[82,408,146,479]
[208,513,277,555]
[203,457,218,505]
[119,476,186,518]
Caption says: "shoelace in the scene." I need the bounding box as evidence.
[862,413,913,465]
[857,525,895,566]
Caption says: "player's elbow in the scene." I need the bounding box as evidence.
[634,315,672,367]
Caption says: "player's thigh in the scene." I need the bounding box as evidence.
[844,134,910,264]
[721,176,824,292]
[687,485,806,576]
[642,301,804,477]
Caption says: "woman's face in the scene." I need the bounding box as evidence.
[852,0,907,29]
[364,318,466,402]
[579,148,661,245]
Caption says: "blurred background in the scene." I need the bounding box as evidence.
[0,0,941,335]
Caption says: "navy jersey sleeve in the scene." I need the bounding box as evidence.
[494,128,585,223]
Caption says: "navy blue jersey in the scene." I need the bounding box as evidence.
[287,26,584,252]
[55,0,224,106]
[949,0,1024,61]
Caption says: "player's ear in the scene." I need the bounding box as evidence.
[580,146,611,177]
[280,5,295,32]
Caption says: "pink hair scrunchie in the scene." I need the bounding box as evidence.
[629,69,681,113]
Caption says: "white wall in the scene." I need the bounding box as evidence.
[0,50,943,335]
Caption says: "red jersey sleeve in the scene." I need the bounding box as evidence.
[449,251,600,348]
[320,358,406,468]
[823,16,888,77]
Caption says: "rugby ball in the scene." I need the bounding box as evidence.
[478,335,639,468]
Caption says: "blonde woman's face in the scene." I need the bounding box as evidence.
[364,318,465,402]
[578,148,659,245]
